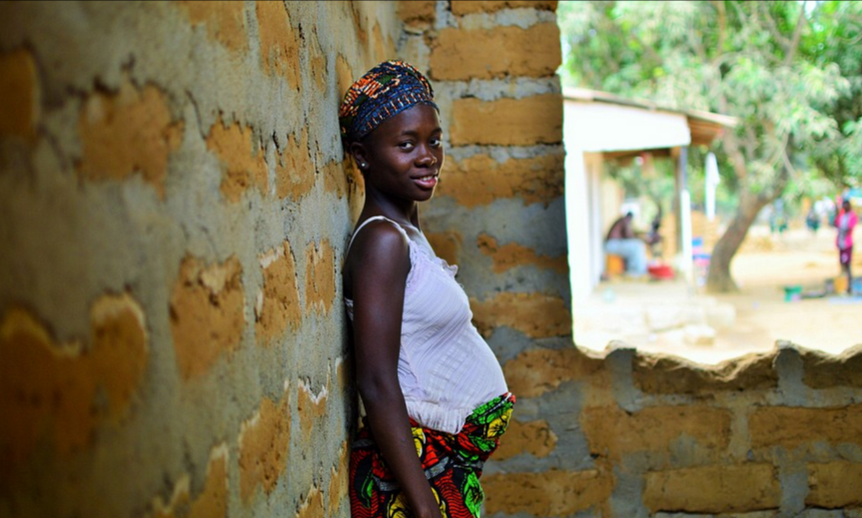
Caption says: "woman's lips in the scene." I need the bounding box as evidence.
[413,173,438,189]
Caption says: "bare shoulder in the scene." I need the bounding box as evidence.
[344,220,411,295]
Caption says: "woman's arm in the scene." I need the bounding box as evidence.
[349,224,443,518]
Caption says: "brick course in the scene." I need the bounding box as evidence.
[581,405,733,463]
[436,154,564,207]
[482,469,613,516]
[749,405,862,450]
[430,24,561,81]
[806,461,862,508]
[450,94,563,146]
[643,464,780,513]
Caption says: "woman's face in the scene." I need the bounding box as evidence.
[354,103,444,203]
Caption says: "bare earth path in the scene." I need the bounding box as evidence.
[574,225,862,365]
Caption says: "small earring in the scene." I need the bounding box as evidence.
[360,163,367,168]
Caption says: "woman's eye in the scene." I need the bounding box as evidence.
[430,138,442,147]
[398,142,415,150]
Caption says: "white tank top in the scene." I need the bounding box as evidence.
[344,216,508,433]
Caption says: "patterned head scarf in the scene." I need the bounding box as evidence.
[338,60,437,146]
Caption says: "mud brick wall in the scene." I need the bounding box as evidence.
[0,2,399,517]
[488,342,862,516]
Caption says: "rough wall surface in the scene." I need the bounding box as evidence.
[491,341,862,517]
[0,1,397,517]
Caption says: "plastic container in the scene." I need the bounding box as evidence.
[647,264,674,280]
[834,276,849,294]
[783,285,803,302]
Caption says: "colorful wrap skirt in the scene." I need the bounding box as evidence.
[349,392,515,518]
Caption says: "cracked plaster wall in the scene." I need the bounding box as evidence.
[0,1,397,517]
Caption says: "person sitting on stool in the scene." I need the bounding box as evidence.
[605,212,648,277]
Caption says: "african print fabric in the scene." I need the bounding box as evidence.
[338,60,437,145]
[349,393,515,518]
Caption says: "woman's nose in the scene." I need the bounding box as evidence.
[417,148,437,166]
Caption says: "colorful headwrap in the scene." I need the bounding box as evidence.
[338,60,437,146]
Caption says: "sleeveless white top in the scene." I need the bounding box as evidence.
[345,216,508,434]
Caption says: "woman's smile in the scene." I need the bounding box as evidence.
[413,172,439,189]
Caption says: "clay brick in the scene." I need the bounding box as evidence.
[335,54,356,100]
[170,255,245,379]
[147,474,191,518]
[322,157,347,199]
[450,1,558,15]
[147,446,229,518]
[296,486,324,518]
[188,446,229,518]
[276,128,315,200]
[503,347,603,398]
[450,94,562,146]
[430,24,560,80]
[806,461,862,508]
[304,240,336,315]
[477,234,567,274]
[371,22,392,62]
[580,405,732,463]
[424,231,463,268]
[470,292,571,339]
[175,1,247,52]
[633,351,777,395]
[256,1,300,88]
[483,469,613,516]
[239,391,291,502]
[77,80,183,198]
[749,405,862,450]
[398,0,436,27]
[643,464,780,513]
[309,31,328,90]
[437,154,564,207]
[207,116,268,203]
[494,419,557,460]
[0,296,147,488]
[256,242,301,344]
[0,49,39,139]
[800,344,862,389]
[328,442,349,516]
[297,380,328,442]
[90,294,150,422]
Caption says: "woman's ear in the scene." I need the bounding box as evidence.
[349,141,369,171]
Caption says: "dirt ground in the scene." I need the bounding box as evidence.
[573,224,862,365]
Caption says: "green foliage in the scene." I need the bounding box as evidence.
[558,0,862,198]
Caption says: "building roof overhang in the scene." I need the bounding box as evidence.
[562,87,738,149]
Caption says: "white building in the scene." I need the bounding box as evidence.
[563,87,737,303]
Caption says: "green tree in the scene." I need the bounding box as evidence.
[558,0,861,292]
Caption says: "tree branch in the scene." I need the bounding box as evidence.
[762,3,792,52]
[783,4,807,66]
[714,0,726,59]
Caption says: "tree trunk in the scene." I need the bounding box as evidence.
[705,191,772,293]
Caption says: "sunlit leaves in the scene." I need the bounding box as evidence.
[558,0,861,194]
